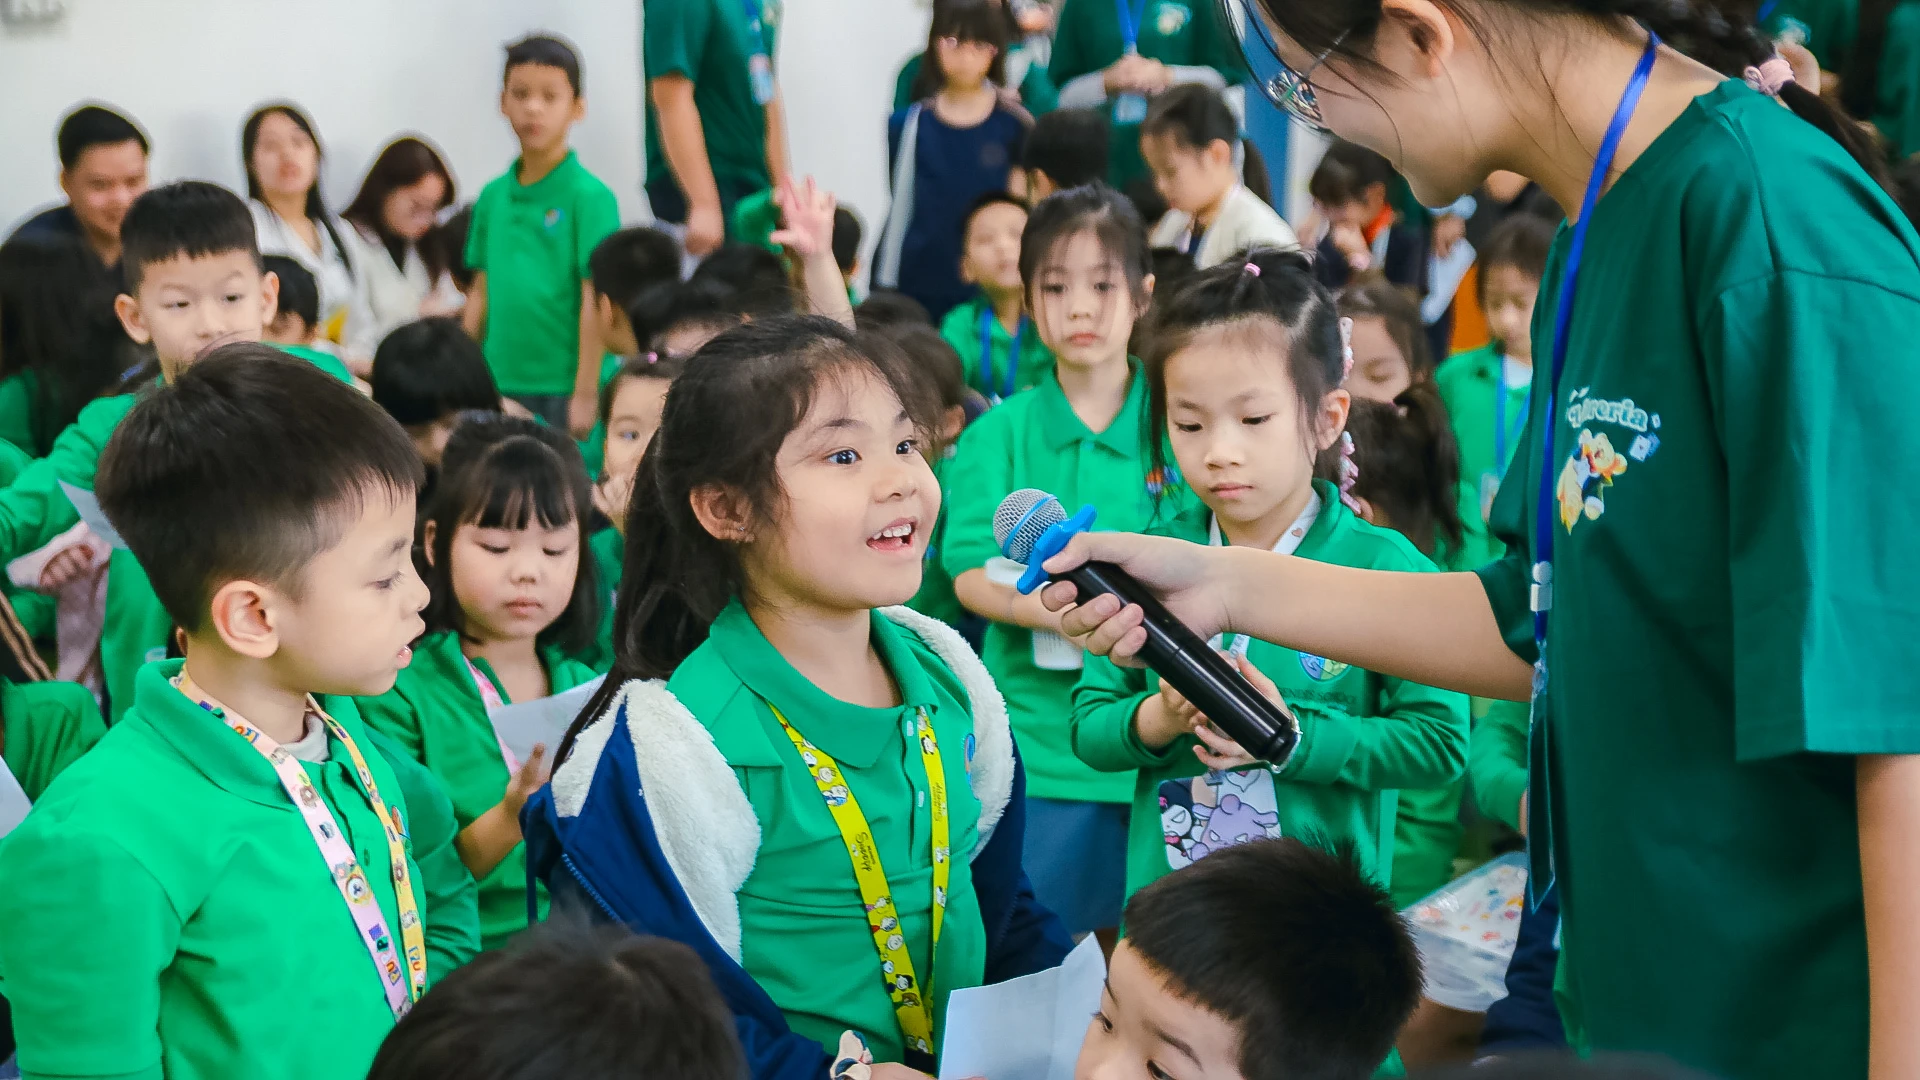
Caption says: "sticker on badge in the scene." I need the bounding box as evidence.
[1113,92,1148,125]
[1153,0,1191,36]
[749,53,776,106]
[1161,769,1281,871]
[1479,471,1501,524]
[543,208,564,230]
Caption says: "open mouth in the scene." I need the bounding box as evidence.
[867,520,918,552]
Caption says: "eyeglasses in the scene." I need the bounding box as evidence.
[1217,0,1349,134]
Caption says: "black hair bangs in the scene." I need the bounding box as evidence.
[459,436,583,534]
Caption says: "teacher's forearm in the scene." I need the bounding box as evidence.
[651,76,721,212]
[1859,754,1920,1080]
[1217,548,1533,700]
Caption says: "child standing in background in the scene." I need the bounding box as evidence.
[877,0,1031,323]
[260,256,357,385]
[1435,214,1554,571]
[359,415,601,952]
[370,317,505,474]
[1021,107,1111,200]
[463,34,622,438]
[938,193,1053,402]
[1311,142,1428,298]
[1069,250,1466,907]
[0,234,131,458]
[586,226,684,357]
[1141,84,1297,269]
[944,185,1184,935]
[882,323,986,642]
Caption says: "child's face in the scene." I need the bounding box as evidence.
[1481,263,1538,363]
[273,487,429,697]
[446,514,581,644]
[263,312,312,346]
[408,415,462,469]
[250,112,319,201]
[1141,134,1233,218]
[1164,323,1346,537]
[1032,230,1148,372]
[117,252,277,376]
[603,375,672,514]
[935,35,998,89]
[502,64,585,156]
[1076,942,1244,1080]
[961,202,1028,297]
[1319,188,1384,230]
[734,368,938,615]
[1345,316,1413,404]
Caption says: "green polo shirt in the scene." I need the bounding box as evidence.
[100,551,174,726]
[275,342,357,386]
[1467,699,1530,834]
[568,524,623,673]
[938,297,1056,403]
[1070,484,1468,897]
[1,679,105,802]
[0,370,44,457]
[669,601,988,1063]
[358,629,598,950]
[1047,0,1248,190]
[466,152,622,396]
[644,0,780,196]
[1765,0,1920,156]
[1437,345,1531,573]
[0,438,52,642]
[0,660,437,1080]
[942,366,1195,802]
[1473,81,1920,1079]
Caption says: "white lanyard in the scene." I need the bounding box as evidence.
[1207,491,1320,657]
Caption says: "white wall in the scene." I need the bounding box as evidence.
[0,0,929,272]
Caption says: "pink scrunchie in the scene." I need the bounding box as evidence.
[1336,431,1363,514]
[1744,56,1795,97]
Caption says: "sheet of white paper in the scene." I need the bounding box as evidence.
[0,757,31,839]
[939,934,1106,1080]
[59,481,127,551]
[488,675,605,765]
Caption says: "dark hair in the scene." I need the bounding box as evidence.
[916,0,1012,98]
[56,105,147,171]
[562,317,941,758]
[1024,108,1111,190]
[433,205,477,292]
[1242,0,1893,190]
[0,234,134,454]
[366,916,746,1080]
[1344,387,1464,558]
[1143,248,1346,495]
[1020,183,1153,317]
[504,33,584,96]
[855,288,934,329]
[95,344,423,633]
[588,227,682,311]
[832,206,864,274]
[263,255,319,332]
[242,104,355,280]
[1411,1055,1721,1080]
[341,137,458,283]
[372,317,503,428]
[1894,157,1920,233]
[1141,83,1239,151]
[1243,140,1274,206]
[600,352,690,431]
[878,323,969,412]
[1124,839,1420,1080]
[963,190,1029,246]
[1309,140,1396,208]
[689,244,795,317]
[1336,281,1434,383]
[119,180,262,293]
[419,414,599,655]
[627,278,743,357]
[1476,212,1556,295]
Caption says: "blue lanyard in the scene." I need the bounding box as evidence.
[1492,356,1529,479]
[1115,0,1144,52]
[1529,34,1660,657]
[979,308,1024,403]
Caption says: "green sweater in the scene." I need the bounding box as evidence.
[0,679,105,802]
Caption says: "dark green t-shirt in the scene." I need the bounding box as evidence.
[1477,81,1920,1079]
[644,0,781,194]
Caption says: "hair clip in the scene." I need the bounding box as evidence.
[1336,431,1364,514]
[1338,316,1355,382]
[643,350,660,365]
[1242,262,1261,277]
[1744,55,1794,97]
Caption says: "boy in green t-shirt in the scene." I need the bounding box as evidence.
[0,347,478,1080]
[939,193,1054,403]
[463,34,622,438]
[260,255,358,385]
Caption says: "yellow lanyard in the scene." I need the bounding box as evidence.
[770,703,951,1056]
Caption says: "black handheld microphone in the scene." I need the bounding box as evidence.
[994,489,1298,766]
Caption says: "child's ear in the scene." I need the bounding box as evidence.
[942,405,967,445]
[258,271,281,331]
[1316,388,1353,452]
[421,520,438,566]
[207,578,281,660]
[500,89,512,118]
[1208,138,1235,171]
[689,484,754,543]
[571,94,588,124]
[114,293,150,345]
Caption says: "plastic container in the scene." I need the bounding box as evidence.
[1402,853,1529,1012]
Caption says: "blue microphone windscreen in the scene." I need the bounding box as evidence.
[995,489,1065,564]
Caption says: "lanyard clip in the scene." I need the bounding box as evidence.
[1529,560,1553,614]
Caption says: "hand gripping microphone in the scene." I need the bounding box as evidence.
[994,489,1299,766]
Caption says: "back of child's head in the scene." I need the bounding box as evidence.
[0,234,130,440]
[1478,213,1556,291]
[1141,83,1238,154]
[1119,838,1420,1080]
[503,33,583,96]
[832,206,864,276]
[1309,140,1396,209]
[420,413,597,653]
[566,316,939,738]
[855,288,934,330]
[262,255,320,336]
[600,351,691,432]
[58,104,148,169]
[366,916,746,1080]
[1344,388,1464,560]
[1336,281,1432,386]
[689,244,795,318]
[1024,109,1111,193]
[626,277,743,360]
[118,180,260,294]
[372,317,503,429]
[875,323,974,447]
[95,343,422,635]
[433,205,477,293]
[1021,183,1152,317]
[588,226,682,312]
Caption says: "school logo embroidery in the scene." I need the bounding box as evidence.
[1145,463,1183,497]
[543,208,564,230]
[1153,0,1191,36]
[1299,654,1349,681]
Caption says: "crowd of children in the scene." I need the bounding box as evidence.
[0,1,1916,1078]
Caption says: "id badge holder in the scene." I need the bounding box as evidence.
[1480,471,1501,523]
[1113,92,1148,124]
[749,52,776,105]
